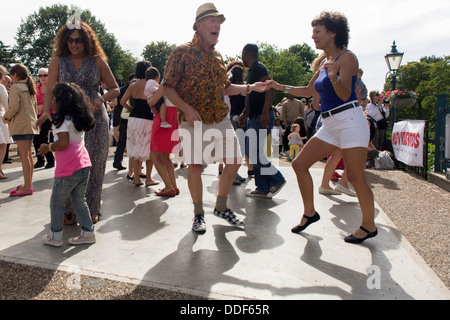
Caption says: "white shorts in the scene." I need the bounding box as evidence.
[315,106,370,149]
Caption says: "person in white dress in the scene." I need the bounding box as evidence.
[0,65,13,179]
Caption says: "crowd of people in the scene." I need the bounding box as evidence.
[0,3,392,247]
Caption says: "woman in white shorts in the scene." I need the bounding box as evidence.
[268,11,377,244]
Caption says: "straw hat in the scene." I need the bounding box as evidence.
[193,3,226,30]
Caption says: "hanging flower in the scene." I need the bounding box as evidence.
[381,89,418,100]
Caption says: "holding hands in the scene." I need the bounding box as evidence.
[265,80,283,91]
[250,82,268,93]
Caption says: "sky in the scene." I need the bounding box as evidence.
[1,0,449,92]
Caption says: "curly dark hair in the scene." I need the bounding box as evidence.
[52,82,96,132]
[52,21,108,61]
[311,11,350,49]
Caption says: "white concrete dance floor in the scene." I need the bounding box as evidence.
[0,160,448,300]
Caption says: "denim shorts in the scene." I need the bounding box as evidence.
[12,134,34,141]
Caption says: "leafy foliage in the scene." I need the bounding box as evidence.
[384,56,450,132]
[0,41,17,67]
[257,42,317,103]
[142,41,176,77]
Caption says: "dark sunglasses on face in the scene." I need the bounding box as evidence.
[38,74,48,78]
[67,37,83,44]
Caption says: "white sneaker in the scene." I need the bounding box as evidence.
[68,231,96,245]
[334,184,357,197]
[192,214,207,232]
[318,187,341,195]
[43,232,63,247]
[160,122,172,128]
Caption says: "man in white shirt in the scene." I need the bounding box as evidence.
[365,91,390,150]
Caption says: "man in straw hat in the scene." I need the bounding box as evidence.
[164,3,266,233]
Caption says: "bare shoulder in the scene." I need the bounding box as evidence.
[341,50,358,63]
[95,56,108,69]
[340,50,359,72]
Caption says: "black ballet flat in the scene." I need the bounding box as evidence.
[291,212,320,234]
[344,226,378,244]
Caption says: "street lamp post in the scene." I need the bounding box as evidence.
[385,41,404,125]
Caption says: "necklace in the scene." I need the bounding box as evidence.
[328,49,347,62]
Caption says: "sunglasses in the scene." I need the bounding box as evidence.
[67,37,83,44]
[38,74,48,78]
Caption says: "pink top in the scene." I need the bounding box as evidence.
[36,83,54,115]
[53,119,91,178]
[144,79,159,98]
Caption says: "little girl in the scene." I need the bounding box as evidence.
[144,67,171,128]
[39,83,97,247]
[288,123,306,161]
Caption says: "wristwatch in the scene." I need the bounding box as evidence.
[284,86,292,94]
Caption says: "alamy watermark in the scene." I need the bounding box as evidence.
[173,122,282,176]
[366,265,381,290]
[66,265,81,290]
[66,5,82,29]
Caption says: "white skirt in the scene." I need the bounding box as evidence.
[126,117,153,162]
[0,116,13,145]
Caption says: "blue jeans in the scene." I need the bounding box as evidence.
[246,111,285,193]
[50,167,94,233]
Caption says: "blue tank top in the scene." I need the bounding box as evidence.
[314,68,358,113]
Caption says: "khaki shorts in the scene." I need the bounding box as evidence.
[179,116,242,165]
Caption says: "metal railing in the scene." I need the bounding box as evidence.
[434,94,450,174]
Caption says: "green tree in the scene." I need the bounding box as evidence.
[13,4,132,80]
[288,43,317,71]
[142,41,176,77]
[0,41,17,67]
[258,42,317,104]
[384,56,450,132]
[119,50,139,83]
[14,4,68,72]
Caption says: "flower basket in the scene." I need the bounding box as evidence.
[390,97,417,109]
[382,89,419,109]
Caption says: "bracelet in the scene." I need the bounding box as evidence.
[284,86,292,94]
[246,84,251,94]
[48,143,54,153]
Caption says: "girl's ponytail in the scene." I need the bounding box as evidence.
[26,76,37,96]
